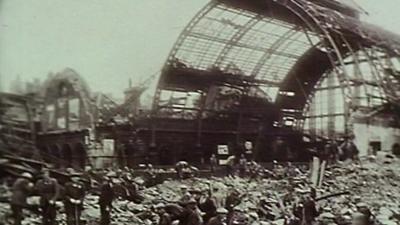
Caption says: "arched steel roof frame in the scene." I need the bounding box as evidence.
[152,0,400,136]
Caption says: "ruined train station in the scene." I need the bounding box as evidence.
[1,0,400,225]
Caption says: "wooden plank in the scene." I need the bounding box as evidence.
[310,156,320,187]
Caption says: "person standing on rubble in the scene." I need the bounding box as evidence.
[176,161,189,180]
[10,172,34,225]
[295,189,319,225]
[99,173,115,225]
[321,140,339,165]
[328,139,340,163]
[238,154,247,178]
[210,154,218,175]
[145,163,157,185]
[340,136,359,162]
[35,167,60,225]
[321,141,332,164]
[226,156,235,177]
[199,188,217,224]
[64,172,86,225]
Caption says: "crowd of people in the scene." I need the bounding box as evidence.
[7,166,145,225]
[5,166,376,224]
[3,137,379,225]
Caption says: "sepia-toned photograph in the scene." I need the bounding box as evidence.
[0,0,400,225]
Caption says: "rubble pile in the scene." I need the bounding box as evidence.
[1,157,400,225]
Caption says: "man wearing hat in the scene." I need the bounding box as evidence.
[178,198,202,225]
[99,173,115,225]
[178,185,192,206]
[207,208,228,225]
[175,161,189,180]
[64,172,86,225]
[35,167,60,225]
[199,189,217,224]
[10,172,34,225]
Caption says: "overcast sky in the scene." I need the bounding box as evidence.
[0,0,399,97]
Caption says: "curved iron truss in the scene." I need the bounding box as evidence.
[152,0,400,138]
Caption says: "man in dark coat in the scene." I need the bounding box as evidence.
[99,174,115,225]
[64,173,86,225]
[178,199,202,225]
[10,172,34,225]
[225,190,241,215]
[199,190,217,224]
[340,137,359,161]
[293,189,319,225]
[35,168,60,225]
[302,196,319,225]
